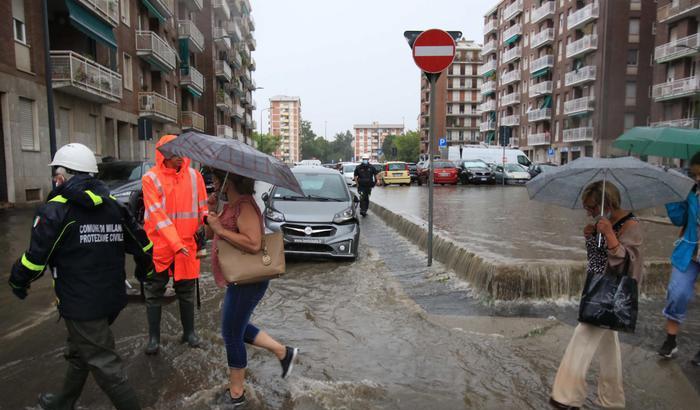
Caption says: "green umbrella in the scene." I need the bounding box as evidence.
[612,126,700,160]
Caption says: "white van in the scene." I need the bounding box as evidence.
[447,145,531,167]
[298,159,322,167]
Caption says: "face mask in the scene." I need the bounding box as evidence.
[362,160,369,165]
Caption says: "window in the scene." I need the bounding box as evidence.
[625,82,637,106]
[12,0,26,44]
[18,97,38,151]
[629,18,640,42]
[122,53,133,91]
[627,49,638,66]
[120,0,130,26]
[624,114,635,130]
[630,0,641,11]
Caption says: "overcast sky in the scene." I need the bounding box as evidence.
[252,0,494,139]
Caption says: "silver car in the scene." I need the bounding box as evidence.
[262,166,360,259]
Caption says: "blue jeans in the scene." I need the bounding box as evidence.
[663,261,700,323]
[221,281,269,368]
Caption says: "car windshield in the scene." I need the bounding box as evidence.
[372,164,383,172]
[273,173,349,201]
[505,163,525,172]
[434,161,455,169]
[387,163,405,171]
[97,163,143,182]
[462,160,487,168]
[343,164,356,173]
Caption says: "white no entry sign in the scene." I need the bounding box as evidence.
[412,29,456,73]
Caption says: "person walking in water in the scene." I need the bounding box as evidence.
[550,181,643,409]
[141,134,209,354]
[8,143,154,410]
[206,170,298,407]
[353,155,377,217]
[657,152,700,365]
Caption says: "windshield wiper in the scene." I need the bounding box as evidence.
[305,195,344,202]
[278,195,302,201]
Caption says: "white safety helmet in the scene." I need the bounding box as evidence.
[48,143,99,173]
[361,155,370,161]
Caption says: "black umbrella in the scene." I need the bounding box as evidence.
[157,131,303,195]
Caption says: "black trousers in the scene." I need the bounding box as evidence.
[357,186,372,214]
[143,269,196,307]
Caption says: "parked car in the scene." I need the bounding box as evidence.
[97,160,154,223]
[263,166,360,259]
[372,163,385,186]
[339,162,359,186]
[491,163,531,185]
[528,162,558,178]
[407,162,418,183]
[433,160,459,185]
[455,159,496,185]
[382,161,411,186]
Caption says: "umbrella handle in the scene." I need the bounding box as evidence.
[598,174,606,247]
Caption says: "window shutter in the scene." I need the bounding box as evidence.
[18,98,35,150]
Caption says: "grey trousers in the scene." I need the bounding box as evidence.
[143,270,196,307]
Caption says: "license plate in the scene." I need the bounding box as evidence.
[440,173,449,177]
[293,238,322,244]
[393,173,403,177]
[480,177,487,181]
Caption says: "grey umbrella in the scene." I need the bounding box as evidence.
[157,131,303,195]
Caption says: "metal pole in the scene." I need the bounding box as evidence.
[42,0,57,158]
[427,72,439,267]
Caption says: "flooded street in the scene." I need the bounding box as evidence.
[1,191,699,409]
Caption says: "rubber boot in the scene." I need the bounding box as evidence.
[104,382,141,410]
[145,306,161,355]
[38,365,89,410]
[179,301,201,348]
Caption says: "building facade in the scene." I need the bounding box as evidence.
[353,122,404,161]
[650,0,700,132]
[419,39,483,153]
[479,0,654,164]
[0,0,256,204]
[269,95,301,164]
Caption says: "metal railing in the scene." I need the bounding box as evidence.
[183,0,203,11]
[658,0,700,23]
[528,108,552,122]
[136,31,176,71]
[530,80,553,96]
[181,111,205,132]
[482,40,497,55]
[500,92,520,106]
[479,60,497,76]
[566,34,598,58]
[178,20,204,53]
[480,121,496,132]
[568,2,599,29]
[652,76,700,101]
[233,105,245,119]
[654,33,700,63]
[501,69,521,85]
[502,46,522,64]
[563,127,593,142]
[76,0,118,26]
[483,19,498,34]
[480,80,496,94]
[50,50,122,102]
[216,91,233,111]
[228,52,242,69]
[503,24,522,43]
[564,66,597,87]
[531,1,555,23]
[503,0,523,20]
[530,54,554,73]
[531,28,555,49]
[138,92,177,123]
[215,60,232,82]
[217,124,234,139]
[227,20,243,41]
[479,99,497,112]
[528,132,550,146]
[212,0,231,20]
[650,117,700,129]
[564,96,595,115]
[214,27,231,50]
[149,0,174,18]
[180,66,204,93]
[501,115,520,126]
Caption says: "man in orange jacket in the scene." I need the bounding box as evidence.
[141,135,208,355]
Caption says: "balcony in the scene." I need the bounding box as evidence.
[232,105,245,120]
[530,80,553,96]
[483,19,498,35]
[564,66,597,87]
[654,33,700,63]
[564,96,595,115]
[178,20,204,54]
[215,60,232,82]
[566,34,598,59]
[136,31,177,72]
[528,132,551,146]
[213,0,231,20]
[501,115,520,127]
[248,77,257,91]
[181,0,203,12]
[502,46,522,64]
[214,27,232,51]
[217,125,234,139]
[250,56,256,71]
[245,114,254,129]
[531,1,556,24]
[563,127,593,142]
[500,92,520,106]
[482,40,497,56]
[479,60,497,76]
[138,92,177,123]
[503,24,522,44]
[228,52,242,69]
[528,108,552,122]
[652,76,700,101]
[76,0,119,27]
[234,130,245,142]
[479,99,496,112]
[50,50,122,104]
[248,36,257,51]
[480,121,496,132]
[501,69,521,85]
[181,111,205,132]
[567,2,599,30]
[216,91,233,112]
[531,28,555,49]
[650,117,700,129]
[179,66,204,96]
[658,0,700,23]
[227,20,242,42]
[530,54,554,73]
[503,0,523,20]
[481,80,496,95]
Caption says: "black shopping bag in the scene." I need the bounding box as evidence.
[578,255,638,333]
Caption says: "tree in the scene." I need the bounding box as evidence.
[252,132,281,155]
[395,131,421,163]
[300,120,329,161]
[328,131,354,162]
[381,135,398,161]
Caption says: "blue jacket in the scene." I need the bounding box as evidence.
[666,191,699,272]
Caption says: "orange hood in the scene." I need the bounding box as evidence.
[155,134,191,171]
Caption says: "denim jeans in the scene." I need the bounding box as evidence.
[221,281,269,368]
[663,261,700,323]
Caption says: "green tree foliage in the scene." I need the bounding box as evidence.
[300,120,355,163]
[252,132,281,155]
[395,131,421,163]
[328,131,354,163]
[381,135,398,161]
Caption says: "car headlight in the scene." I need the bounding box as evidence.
[333,207,355,224]
[265,208,285,222]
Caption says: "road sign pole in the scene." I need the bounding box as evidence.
[427,72,440,267]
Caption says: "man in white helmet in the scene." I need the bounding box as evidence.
[8,143,153,410]
[353,155,378,216]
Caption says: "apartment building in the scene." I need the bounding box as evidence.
[269,96,301,164]
[650,0,700,131]
[479,0,654,164]
[353,122,404,161]
[419,39,483,153]
[0,0,256,204]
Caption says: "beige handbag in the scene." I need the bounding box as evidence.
[216,231,285,285]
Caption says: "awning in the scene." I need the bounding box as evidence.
[531,67,550,79]
[141,0,166,23]
[179,39,190,67]
[486,131,495,143]
[541,95,552,109]
[489,112,496,121]
[187,87,202,98]
[482,69,495,78]
[504,34,520,45]
[65,0,117,49]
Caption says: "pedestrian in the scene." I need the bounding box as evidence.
[550,181,643,410]
[205,169,299,407]
[8,143,154,410]
[657,152,700,365]
[353,155,378,217]
[141,135,208,355]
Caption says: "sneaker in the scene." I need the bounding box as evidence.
[223,390,246,407]
[280,346,299,379]
[691,350,700,366]
[658,338,678,358]
[360,212,367,217]
[549,397,579,410]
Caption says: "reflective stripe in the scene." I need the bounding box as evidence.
[155,220,173,230]
[188,168,198,215]
[84,190,103,206]
[49,195,68,204]
[109,195,117,200]
[143,240,154,252]
[198,200,208,207]
[147,203,162,213]
[144,172,163,195]
[167,212,199,219]
[21,254,44,271]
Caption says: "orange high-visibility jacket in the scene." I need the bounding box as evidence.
[142,135,208,280]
